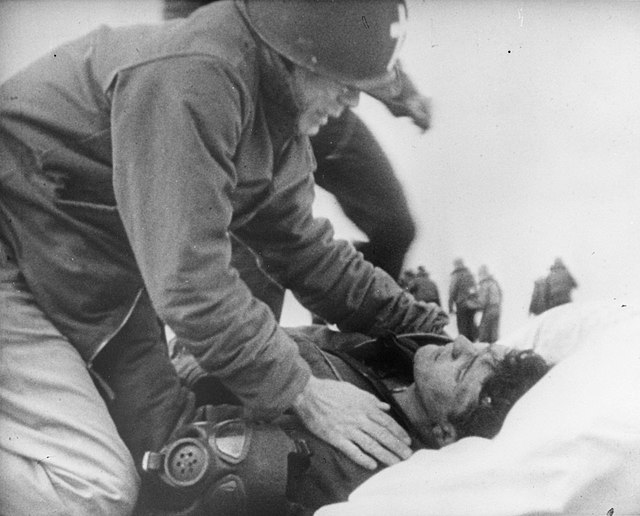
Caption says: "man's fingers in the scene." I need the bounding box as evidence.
[293,377,413,469]
[359,417,413,461]
[331,436,378,470]
[343,394,413,463]
[368,404,412,445]
[350,429,405,467]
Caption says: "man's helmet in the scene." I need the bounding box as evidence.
[237,0,408,90]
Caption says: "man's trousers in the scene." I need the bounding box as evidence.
[0,238,139,515]
[0,236,191,515]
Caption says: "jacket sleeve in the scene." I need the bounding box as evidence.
[234,170,448,336]
[109,56,310,415]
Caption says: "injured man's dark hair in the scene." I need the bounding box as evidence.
[449,348,550,440]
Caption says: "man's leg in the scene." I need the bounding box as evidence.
[478,311,491,343]
[477,307,500,343]
[455,310,468,339]
[89,290,199,516]
[456,309,478,342]
[489,314,500,343]
[312,110,416,280]
[469,311,479,342]
[0,241,138,516]
[91,293,194,471]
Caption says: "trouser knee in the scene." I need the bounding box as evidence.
[0,450,139,516]
[86,461,140,516]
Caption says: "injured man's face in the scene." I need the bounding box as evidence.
[394,336,548,448]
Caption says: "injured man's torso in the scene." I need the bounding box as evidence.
[157,328,548,515]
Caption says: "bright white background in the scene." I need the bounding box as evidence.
[2,0,639,336]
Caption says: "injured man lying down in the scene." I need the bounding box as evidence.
[150,328,549,515]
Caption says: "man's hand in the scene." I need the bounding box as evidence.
[367,63,432,131]
[384,94,432,131]
[406,94,432,131]
[292,376,412,470]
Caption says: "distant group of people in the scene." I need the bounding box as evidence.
[404,256,577,345]
[400,259,503,344]
[529,258,578,316]
[436,256,577,344]
[447,259,503,343]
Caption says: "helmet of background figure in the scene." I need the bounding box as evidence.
[238,0,408,90]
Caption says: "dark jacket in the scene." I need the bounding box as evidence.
[280,329,448,512]
[0,1,446,413]
[546,265,577,308]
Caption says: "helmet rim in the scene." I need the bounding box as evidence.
[237,0,407,90]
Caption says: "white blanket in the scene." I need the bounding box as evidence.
[317,301,640,516]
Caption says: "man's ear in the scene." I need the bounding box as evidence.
[431,421,458,448]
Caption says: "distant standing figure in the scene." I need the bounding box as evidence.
[448,258,479,341]
[409,266,441,306]
[545,258,578,309]
[477,265,502,343]
[528,277,549,316]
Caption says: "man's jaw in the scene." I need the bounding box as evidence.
[299,107,344,135]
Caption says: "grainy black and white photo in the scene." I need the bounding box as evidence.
[1,1,639,515]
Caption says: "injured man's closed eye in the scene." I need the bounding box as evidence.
[146,330,550,515]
